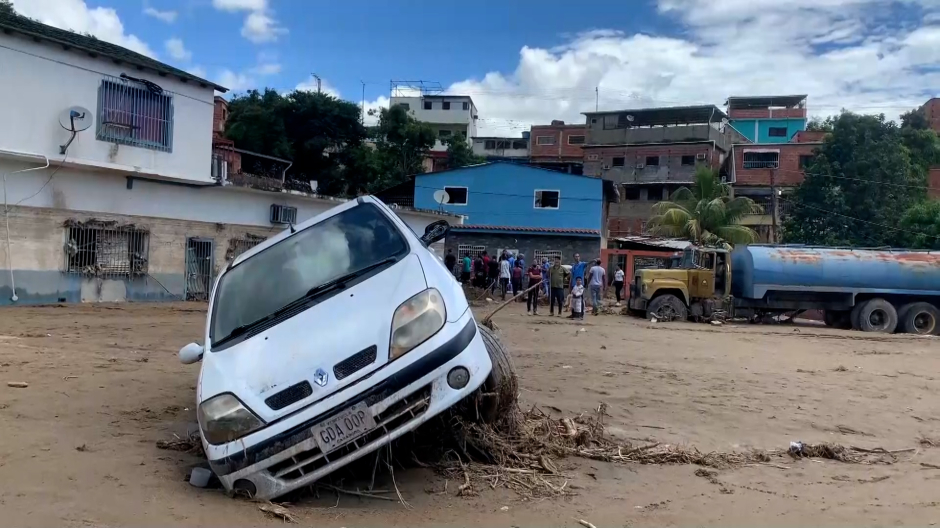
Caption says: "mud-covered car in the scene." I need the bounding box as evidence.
[178,196,513,500]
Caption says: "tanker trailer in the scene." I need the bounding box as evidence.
[628,245,940,334]
[730,246,940,333]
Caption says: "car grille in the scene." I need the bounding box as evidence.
[266,385,432,481]
[265,381,313,411]
[333,345,377,380]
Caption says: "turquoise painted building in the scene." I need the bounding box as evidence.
[413,162,603,232]
[727,95,808,143]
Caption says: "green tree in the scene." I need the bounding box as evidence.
[647,166,762,246]
[783,112,928,246]
[0,0,13,14]
[224,88,368,196]
[367,104,436,190]
[443,135,484,169]
[806,116,835,132]
[898,200,940,250]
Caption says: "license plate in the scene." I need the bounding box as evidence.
[311,402,376,454]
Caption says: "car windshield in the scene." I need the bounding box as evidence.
[211,203,408,343]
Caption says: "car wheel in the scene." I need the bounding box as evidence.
[898,302,940,335]
[473,323,518,424]
[856,298,898,333]
[647,294,688,322]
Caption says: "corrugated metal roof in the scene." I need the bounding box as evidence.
[451,224,600,236]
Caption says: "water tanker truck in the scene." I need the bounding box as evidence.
[627,245,940,334]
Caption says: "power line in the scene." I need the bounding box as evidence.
[769,167,940,192]
[777,196,940,240]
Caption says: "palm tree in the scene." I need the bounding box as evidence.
[646,166,762,246]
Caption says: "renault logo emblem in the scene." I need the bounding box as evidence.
[313,368,329,387]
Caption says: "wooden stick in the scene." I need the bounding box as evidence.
[481,282,542,327]
[578,520,598,528]
[319,485,396,502]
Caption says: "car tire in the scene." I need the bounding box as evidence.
[647,294,688,322]
[856,298,898,333]
[474,323,518,425]
[897,302,940,335]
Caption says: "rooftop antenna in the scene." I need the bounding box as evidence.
[58,106,92,154]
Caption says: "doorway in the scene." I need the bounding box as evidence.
[185,238,214,301]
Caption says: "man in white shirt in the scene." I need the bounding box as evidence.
[498,256,512,300]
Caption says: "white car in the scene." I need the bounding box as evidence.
[178,196,511,500]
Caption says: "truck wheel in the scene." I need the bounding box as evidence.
[474,323,518,424]
[850,301,867,330]
[898,302,940,335]
[856,298,898,333]
[647,294,688,322]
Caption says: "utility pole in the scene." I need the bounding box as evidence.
[311,73,321,94]
[595,86,599,112]
[770,168,778,243]
[360,80,366,124]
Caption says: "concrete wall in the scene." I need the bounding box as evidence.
[0,159,450,238]
[390,96,475,126]
[0,31,216,184]
[444,231,602,265]
[471,139,528,159]
[583,143,719,182]
[585,123,739,149]
[730,118,807,143]
[0,205,274,305]
[413,163,603,230]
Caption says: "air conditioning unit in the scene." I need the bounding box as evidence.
[696,153,707,161]
[270,204,298,225]
[635,163,645,169]
[588,154,598,161]
[602,164,611,170]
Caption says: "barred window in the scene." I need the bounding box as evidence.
[742,151,779,169]
[97,76,173,152]
[458,244,485,260]
[64,225,149,276]
[533,250,562,263]
[227,235,267,261]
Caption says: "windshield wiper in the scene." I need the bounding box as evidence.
[216,257,399,344]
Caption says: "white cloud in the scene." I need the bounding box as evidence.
[164,37,192,62]
[212,0,266,11]
[187,65,207,79]
[210,0,286,44]
[241,10,287,43]
[252,62,282,75]
[295,76,341,98]
[11,0,155,57]
[362,96,390,126]
[217,69,253,92]
[445,0,940,136]
[143,7,177,23]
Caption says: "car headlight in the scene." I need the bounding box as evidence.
[390,288,446,360]
[197,393,265,445]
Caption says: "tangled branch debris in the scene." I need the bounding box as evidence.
[431,402,913,499]
[155,431,204,456]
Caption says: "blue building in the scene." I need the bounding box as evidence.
[382,162,606,267]
[726,95,808,143]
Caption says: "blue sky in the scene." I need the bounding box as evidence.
[12,0,940,135]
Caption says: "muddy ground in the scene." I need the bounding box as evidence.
[1,302,940,527]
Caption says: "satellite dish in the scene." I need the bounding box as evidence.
[433,189,450,205]
[309,180,319,193]
[59,106,92,132]
[720,117,729,125]
[625,114,635,122]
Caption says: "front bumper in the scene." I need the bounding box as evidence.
[208,317,491,501]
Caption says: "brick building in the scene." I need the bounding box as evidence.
[922,98,940,135]
[726,95,807,143]
[729,129,825,242]
[528,120,586,174]
[580,105,746,238]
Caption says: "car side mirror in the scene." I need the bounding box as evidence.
[179,342,204,364]
[420,220,449,245]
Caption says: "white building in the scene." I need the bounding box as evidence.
[390,95,477,152]
[0,12,458,306]
[471,136,529,160]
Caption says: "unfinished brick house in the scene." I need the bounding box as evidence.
[581,105,746,238]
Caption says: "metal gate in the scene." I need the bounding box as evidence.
[184,238,214,301]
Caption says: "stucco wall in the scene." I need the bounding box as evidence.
[0,31,216,184]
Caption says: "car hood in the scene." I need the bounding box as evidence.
[198,254,428,423]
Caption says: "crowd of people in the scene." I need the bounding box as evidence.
[443,248,627,319]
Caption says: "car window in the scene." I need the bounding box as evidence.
[210,203,408,342]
